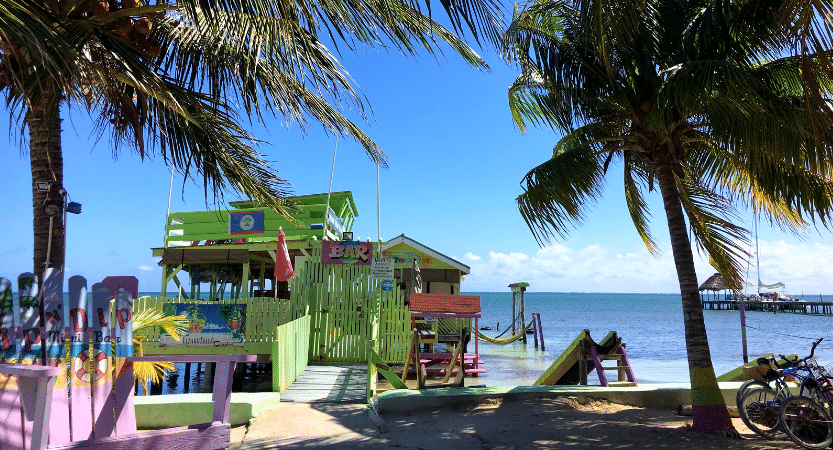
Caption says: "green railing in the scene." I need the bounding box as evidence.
[272,315,312,393]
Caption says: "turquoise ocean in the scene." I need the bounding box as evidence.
[468,292,833,386]
[11,291,833,391]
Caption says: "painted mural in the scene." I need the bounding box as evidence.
[160,303,246,347]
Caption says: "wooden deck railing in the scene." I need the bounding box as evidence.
[271,315,311,392]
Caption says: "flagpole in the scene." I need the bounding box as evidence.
[164,164,175,297]
[754,211,762,295]
[164,163,174,246]
[376,156,381,245]
[323,136,338,241]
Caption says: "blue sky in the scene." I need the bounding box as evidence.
[2,42,833,295]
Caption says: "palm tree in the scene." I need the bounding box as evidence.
[502,0,833,435]
[0,0,505,273]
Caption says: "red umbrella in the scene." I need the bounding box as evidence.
[274,227,295,283]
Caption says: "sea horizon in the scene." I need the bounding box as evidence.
[7,290,831,389]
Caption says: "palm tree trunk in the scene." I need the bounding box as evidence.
[655,162,735,436]
[28,98,64,276]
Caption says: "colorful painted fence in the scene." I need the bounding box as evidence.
[271,315,311,393]
[0,270,137,449]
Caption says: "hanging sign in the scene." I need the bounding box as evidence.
[229,210,265,235]
[382,280,394,292]
[371,258,394,280]
[322,241,373,265]
[159,304,246,347]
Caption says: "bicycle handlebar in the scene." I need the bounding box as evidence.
[768,338,823,369]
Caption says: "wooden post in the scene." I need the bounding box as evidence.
[183,363,191,393]
[520,287,526,344]
[44,269,70,445]
[401,328,418,383]
[91,283,115,439]
[537,314,545,350]
[68,274,93,441]
[474,317,479,371]
[739,299,749,364]
[532,313,539,349]
[578,340,588,385]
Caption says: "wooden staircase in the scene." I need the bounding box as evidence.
[588,345,637,387]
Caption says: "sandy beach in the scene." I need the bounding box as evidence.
[228,397,800,449]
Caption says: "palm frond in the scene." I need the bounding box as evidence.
[174,0,505,51]
[623,152,659,255]
[132,308,189,341]
[517,131,611,245]
[677,170,750,289]
[130,308,188,394]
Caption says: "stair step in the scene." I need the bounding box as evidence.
[607,381,636,387]
[600,366,631,370]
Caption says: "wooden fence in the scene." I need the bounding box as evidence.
[271,315,311,393]
[132,296,306,355]
[378,291,410,365]
[299,242,408,364]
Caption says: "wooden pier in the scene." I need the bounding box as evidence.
[701,299,833,315]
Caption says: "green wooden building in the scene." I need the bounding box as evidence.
[141,191,471,393]
[382,234,470,296]
[152,191,359,300]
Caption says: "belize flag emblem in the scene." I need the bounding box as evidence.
[229,210,265,234]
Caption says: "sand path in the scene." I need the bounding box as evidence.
[228,397,802,449]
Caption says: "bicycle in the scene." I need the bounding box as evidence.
[779,394,833,449]
[737,339,823,439]
[778,358,833,449]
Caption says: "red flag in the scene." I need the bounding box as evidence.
[274,227,295,282]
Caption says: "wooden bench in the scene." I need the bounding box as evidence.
[0,269,255,450]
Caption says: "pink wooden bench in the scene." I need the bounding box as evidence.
[0,270,255,450]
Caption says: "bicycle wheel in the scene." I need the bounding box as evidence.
[738,387,783,439]
[736,379,771,410]
[779,395,833,449]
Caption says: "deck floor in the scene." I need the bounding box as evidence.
[280,363,367,403]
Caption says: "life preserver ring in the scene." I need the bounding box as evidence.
[73,349,108,382]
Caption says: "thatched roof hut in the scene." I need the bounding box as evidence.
[699,273,729,292]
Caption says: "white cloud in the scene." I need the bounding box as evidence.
[488,251,529,264]
[754,240,833,294]
[464,252,481,261]
[138,265,155,272]
[462,242,713,293]
[460,237,833,294]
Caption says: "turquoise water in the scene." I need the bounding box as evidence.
[10,291,833,389]
[468,292,833,386]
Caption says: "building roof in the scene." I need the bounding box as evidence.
[382,234,470,274]
[699,273,729,292]
[229,191,358,217]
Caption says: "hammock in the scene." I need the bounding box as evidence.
[485,310,525,339]
[478,319,534,345]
